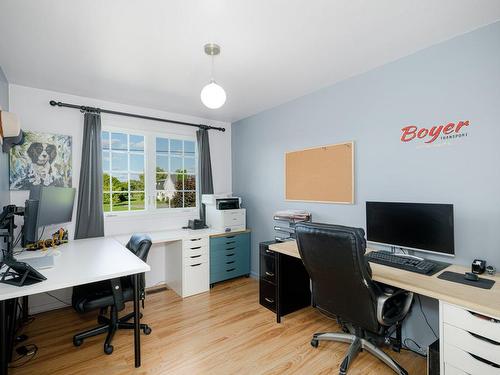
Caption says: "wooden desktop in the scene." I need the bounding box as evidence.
[269,240,500,374]
[268,240,500,318]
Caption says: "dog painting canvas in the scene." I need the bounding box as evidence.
[10,132,72,190]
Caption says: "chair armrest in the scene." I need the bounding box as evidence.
[110,277,125,311]
[376,288,414,326]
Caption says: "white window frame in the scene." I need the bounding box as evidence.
[102,126,198,218]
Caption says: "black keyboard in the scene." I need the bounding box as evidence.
[366,251,436,275]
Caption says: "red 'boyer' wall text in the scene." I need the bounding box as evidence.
[401,121,470,143]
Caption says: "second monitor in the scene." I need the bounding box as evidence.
[23,186,76,246]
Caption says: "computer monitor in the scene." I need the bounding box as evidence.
[22,186,76,246]
[366,201,454,256]
[33,186,76,227]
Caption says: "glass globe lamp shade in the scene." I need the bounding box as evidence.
[200,81,226,109]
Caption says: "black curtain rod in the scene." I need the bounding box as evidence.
[49,100,226,132]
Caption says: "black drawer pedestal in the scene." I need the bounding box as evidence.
[259,241,311,323]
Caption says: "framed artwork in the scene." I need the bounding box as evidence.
[9,131,72,190]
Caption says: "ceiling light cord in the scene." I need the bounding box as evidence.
[210,54,215,82]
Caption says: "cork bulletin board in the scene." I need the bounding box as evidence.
[285,141,354,204]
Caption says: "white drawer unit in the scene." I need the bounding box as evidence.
[165,236,210,298]
[441,301,500,374]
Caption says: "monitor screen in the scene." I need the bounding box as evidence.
[366,201,454,256]
[33,187,76,227]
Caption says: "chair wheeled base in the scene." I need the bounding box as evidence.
[73,307,151,355]
[310,332,408,375]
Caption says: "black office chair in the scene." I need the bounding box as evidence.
[295,223,413,375]
[71,234,153,355]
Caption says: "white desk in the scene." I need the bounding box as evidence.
[0,237,150,375]
[114,227,233,245]
[114,228,251,298]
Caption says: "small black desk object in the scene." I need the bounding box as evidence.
[472,259,486,274]
[259,241,311,323]
[0,260,46,287]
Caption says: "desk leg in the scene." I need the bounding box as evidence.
[22,296,29,323]
[1,300,8,375]
[276,253,281,324]
[7,300,17,363]
[133,273,141,368]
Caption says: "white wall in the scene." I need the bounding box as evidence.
[9,84,232,313]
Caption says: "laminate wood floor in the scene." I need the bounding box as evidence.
[10,278,425,375]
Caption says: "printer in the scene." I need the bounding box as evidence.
[202,194,246,232]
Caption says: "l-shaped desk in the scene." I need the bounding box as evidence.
[269,240,500,375]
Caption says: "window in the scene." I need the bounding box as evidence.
[101,129,197,214]
[102,131,146,212]
[155,137,196,209]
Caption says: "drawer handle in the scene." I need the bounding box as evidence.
[190,246,202,250]
[226,247,236,251]
[226,241,236,245]
[265,249,274,254]
[264,297,275,303]
[467,310,500,323]
[468,331,500,346]
[190,255,201,259]
[265,271,275,277]
[226,253,235,257]
[190,238,202,241]
[226,261,235,264]
[468,352,500,368]
[226,268,236,272]
[226,236,235,239]
[190,263,202,267]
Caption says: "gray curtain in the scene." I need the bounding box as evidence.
[197,128,214,222]
[74,112,104,239]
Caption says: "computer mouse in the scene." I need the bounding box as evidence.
[464,272,479,281]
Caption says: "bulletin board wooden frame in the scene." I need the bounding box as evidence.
[284,141,354,204]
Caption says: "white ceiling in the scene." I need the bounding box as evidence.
[1,1,499,122]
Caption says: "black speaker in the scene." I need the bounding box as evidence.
[427,339,440,375]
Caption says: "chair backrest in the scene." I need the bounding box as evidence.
[295,222,381,333]
[126,234,152,262]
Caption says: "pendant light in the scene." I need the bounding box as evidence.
[200,43,226,109]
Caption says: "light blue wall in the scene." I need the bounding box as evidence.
[232,21,500,350]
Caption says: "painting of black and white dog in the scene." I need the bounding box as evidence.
[9,132,72,190]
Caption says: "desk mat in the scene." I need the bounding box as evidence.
[438,271,495,289]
